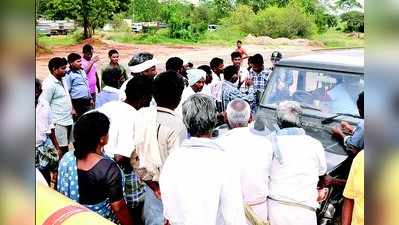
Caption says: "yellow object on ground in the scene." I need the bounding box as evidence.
[36,183,115,225]
[244,204,269,225]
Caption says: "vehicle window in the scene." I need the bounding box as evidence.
[261,66,364,116]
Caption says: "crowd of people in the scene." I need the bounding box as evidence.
[36,40,364,225]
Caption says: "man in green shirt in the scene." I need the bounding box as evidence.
[101,49,127,89]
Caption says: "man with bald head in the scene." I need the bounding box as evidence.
[160,94,246,225]
[217,98,273,224]
[268,101,327,225]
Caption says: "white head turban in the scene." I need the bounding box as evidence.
[128,59,158,73]
[187,69,206,86]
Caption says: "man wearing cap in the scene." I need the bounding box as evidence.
[96,75,153,224]
[270,51,283,71]
[175,69,207,116]
[119,52,158,101]
[217,99,273,224]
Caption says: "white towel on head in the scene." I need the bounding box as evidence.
[187,69,206,86]
[128,59,158,73]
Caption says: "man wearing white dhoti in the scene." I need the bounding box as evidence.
[217,99,273,224]
[268,101,327,225]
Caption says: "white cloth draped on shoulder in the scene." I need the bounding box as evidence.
[134,106,163,180]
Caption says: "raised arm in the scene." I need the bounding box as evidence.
[83,55,99,74]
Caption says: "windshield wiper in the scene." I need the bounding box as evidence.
[321,113,361,124]
[261,103,321,112]
[300,104,322,112]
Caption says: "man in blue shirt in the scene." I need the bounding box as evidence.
[96,67,124,108]
[332,92,364,154]
[65,53,92,120]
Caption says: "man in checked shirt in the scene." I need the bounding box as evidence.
[248,54,271,112]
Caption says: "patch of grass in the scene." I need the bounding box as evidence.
[37,34,79,48]
[199,28,246,45]
[102,28,245,46]
[36,42,52,54]
[103,30,198,45]
[311,29,364,48]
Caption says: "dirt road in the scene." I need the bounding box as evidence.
[36,39,318,80]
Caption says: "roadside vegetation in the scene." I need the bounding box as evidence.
[311,29,363,48]
[36,0,364,49]
[37,34,79,48]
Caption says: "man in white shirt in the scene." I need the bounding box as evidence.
[133,70,187,225]
[268,101,327,225]
[36,78,61,186]
[97,76,152,158]
[209,57,224,111]
[231,52,250,92]
[175,69,206,116]
[96,75,153,224]
[160,94,246,225]
[217,99,273,223]
[197,65,213,97]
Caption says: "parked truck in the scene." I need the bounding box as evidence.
[36,19,75,36]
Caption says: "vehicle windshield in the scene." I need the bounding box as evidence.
[260,66,364,117]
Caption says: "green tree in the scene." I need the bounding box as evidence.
[341,11,364,32]
[159,1,192,39]
[235,0,289,12]
[290,0,330,33]
[220,4,255,31]
[129,0,160,22]
[214,0,234,19]
[190,4,211,32]
[336,0,362,11]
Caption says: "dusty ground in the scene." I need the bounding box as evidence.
[36,38,319,80]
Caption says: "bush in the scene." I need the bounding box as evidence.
[71,29,85,43]
[220,5,255,33]
[314,13,338,33]
[340,11,364,32]
[112,14,131,32]
[200,27,245,45]
[247,6,315,38]
[311,29,364,48]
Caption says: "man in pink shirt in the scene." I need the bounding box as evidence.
[81,44,100,104]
